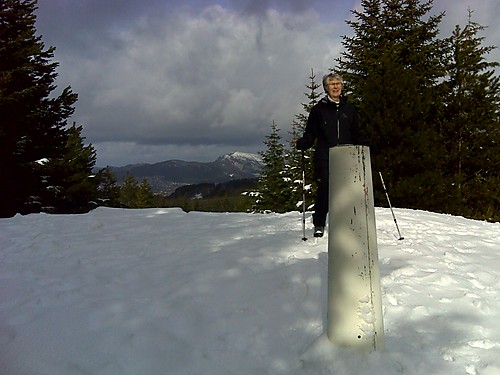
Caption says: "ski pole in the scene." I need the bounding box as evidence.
[379,172,404,240]
[301,151,307,241]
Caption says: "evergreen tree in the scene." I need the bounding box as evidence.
[117,174,156,208]
[0,0,78,217]
[441,11,499,220]
[136,178,155,208]
[285,69,321,212]
[253,121,289,213]
[97,166,121,207]
[119,173,140,208]
[41,123,99,213]
[336,0,448,211]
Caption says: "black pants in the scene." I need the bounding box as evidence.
[312,160,329,227]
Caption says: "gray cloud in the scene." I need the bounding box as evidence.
[38,3,339,165]
[34,0,499,166]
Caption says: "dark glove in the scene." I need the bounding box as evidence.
[296,138,307,151]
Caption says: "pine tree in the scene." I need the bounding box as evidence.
[97,166,121,207]
[0,0,78,217]
[41,123,99,213]
[119,173,140,208]
[136,178,155,208]
[285,69,321,212]
[253,121,290,213]
[441,11,499,220]
[116,174,156,208]
[336,0,448,211]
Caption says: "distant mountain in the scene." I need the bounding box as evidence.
[107,152,263,194]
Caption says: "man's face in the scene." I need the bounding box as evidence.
[326,79,343,100]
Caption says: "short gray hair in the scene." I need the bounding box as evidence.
[322,73,344,92]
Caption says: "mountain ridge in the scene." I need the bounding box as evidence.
[103,152,263,194]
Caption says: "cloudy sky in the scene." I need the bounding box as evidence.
[34,0,499,167]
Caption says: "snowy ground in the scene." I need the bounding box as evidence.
[1,207,499,375]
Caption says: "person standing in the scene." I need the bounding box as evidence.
[296,73,363,237]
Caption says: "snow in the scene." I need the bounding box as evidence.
[223,151,262,163]
[35,158,49,165]
[1,207,499,375]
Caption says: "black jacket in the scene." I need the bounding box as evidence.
[297,95,361,161]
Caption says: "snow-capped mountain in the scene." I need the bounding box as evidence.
[214,152,263,178]
[108,152,262,194]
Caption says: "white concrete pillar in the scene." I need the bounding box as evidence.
[327,145,384,351]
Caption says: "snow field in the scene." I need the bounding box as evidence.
[0,207,499,375]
